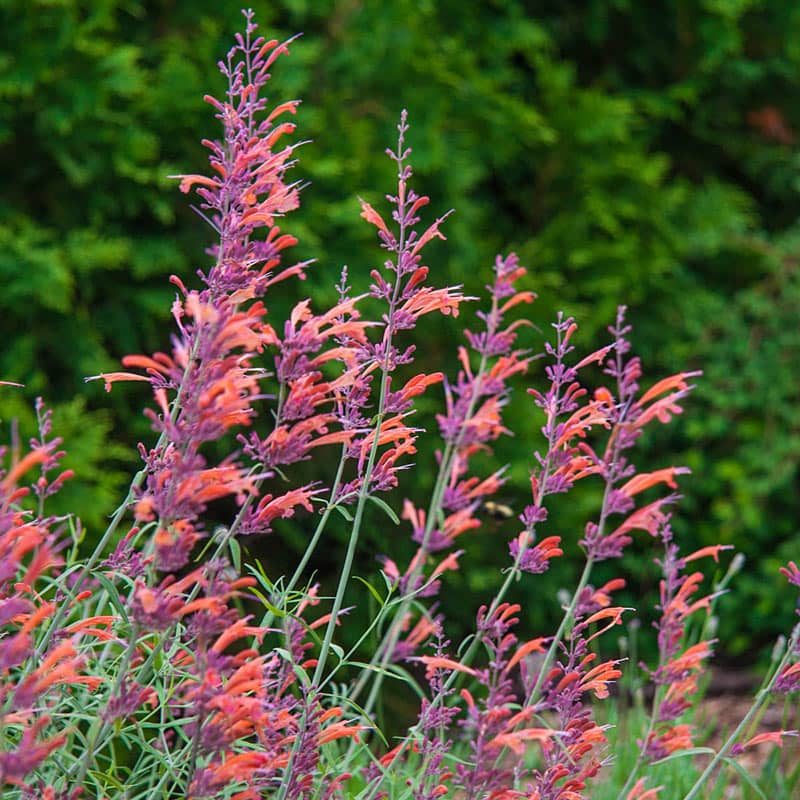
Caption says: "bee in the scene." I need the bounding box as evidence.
[482,500,515,521]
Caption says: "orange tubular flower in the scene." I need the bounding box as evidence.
[637,374,696,406]
[487,727,556,754]
[85,371,153,392]
[23,640,101,694]
[577,658,624,699]
[460,396,510,442]
[647,723,694,756]
[505,637,547,674]
[553,401,611,450]
[211,619,268,654]
[175,465,259,507]
[399,613,438,653]
[359,199,390,234]
[418,656,478,679]
[396,372,444,401]
[316,721,362,744]
[742,730,799,749]
[399,286,469,320]
[620,467,691,498]
[660,640,715,682]
[607,496,675,540]
[247,485,322,532]
[511,532,563,574]
[683,544,734,563]
[626,778,662,800]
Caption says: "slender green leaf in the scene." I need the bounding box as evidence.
[229,536,242,573]
[651,746,716,766]
[95,572,130,626]
[368,495,400,524]
[333,504,354,522]
[353,575,386,606]
[723,757,768,800]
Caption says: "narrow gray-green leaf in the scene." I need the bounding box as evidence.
[651,746,716,766]
[95,573,130,626]
[354,575,386,606]
[368,495,400,524]
[722,757,768,800]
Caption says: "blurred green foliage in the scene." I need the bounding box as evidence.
[1,0,798,659]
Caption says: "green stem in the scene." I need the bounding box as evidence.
[311,368,390,686]
[184,706,207,793]
[525,556,595,708]
[261,445,348,630]
[347,435,456,707]
[33,468,147,660]
[69,629,139,785]
[618,684,666,799]
[311,133,412,687]
[682,625,800,800]
[350,340,494,715]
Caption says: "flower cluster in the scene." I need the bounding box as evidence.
[385,253,534,611]
[0,402,99,789]
[184,586,362,798]
[454,604,552,798]
[528,603,625,798]
[330,110,469,507]
[90,15,318,564]
[642,522,728,761]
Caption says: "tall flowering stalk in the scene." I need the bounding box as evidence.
[350,253,535,714]
[614,522,731,797]
[73,13,365,795]
[105,15,310,549]
[309,109,468,689]
[517,309,698,711]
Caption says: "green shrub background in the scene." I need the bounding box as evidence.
[2,0,798,661]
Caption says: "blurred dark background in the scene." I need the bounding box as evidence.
[1,0,798,664]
